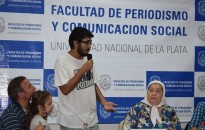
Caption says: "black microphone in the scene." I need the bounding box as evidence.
[87,54,92,80]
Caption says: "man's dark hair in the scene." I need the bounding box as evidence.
[7,76,26,100]
[69,27,94,49]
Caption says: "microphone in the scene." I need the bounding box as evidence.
[87,54,92,80]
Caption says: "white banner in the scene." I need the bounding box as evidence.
[0,0,205,123]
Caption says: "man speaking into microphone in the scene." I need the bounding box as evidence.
[54,27,117,130]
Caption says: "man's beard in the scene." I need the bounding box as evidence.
[77,45,89,57]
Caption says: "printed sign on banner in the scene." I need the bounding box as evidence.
[146,71,194,97]
[0,0,44,14]
[195,0,205,21]
[43,69,58,97]
[166,97,194,122]
[0,73,9,115]
[0,40,44,69]
[97,97,143,123]
[194,97,205,107]
[194,72,205,97]
[195,46,205,72]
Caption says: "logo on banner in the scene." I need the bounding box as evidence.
[198,26,205,40]
[99,104,111,119]
[0,73,8,95]
[100,75,111,90]
[198,76,205,91]
[150,76,161,82]
[0,45,5,62]
[46,74,57,95]
[198,51,205,67]
[0,0,5,6]
[0,17,5,33]
[0,96,8,112]
[198,0,205,16]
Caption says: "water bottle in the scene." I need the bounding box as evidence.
[199,122,205,130]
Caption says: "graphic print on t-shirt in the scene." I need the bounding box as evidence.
[74,69,94,90]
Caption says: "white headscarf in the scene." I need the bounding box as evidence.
[141,80,167,126]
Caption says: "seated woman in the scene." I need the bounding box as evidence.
[123,80,182,130]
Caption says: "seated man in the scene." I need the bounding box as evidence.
[188,102,205,130]
[123,80,182,130]
[0,76,36,130]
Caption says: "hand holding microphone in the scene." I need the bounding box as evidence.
[87,54,92,80]
[87,54,92,61]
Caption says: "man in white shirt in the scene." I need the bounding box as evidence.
[54,27,117,130]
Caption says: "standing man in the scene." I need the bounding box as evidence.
[0,76,36,130]
[54,27,117,130]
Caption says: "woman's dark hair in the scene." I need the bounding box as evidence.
[24,90,51,130]
[7,76,26,100]
[69,27,94,49]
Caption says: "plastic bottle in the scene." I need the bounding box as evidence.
[199,122,205,130]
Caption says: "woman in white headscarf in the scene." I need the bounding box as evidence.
[122,80,182,130]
